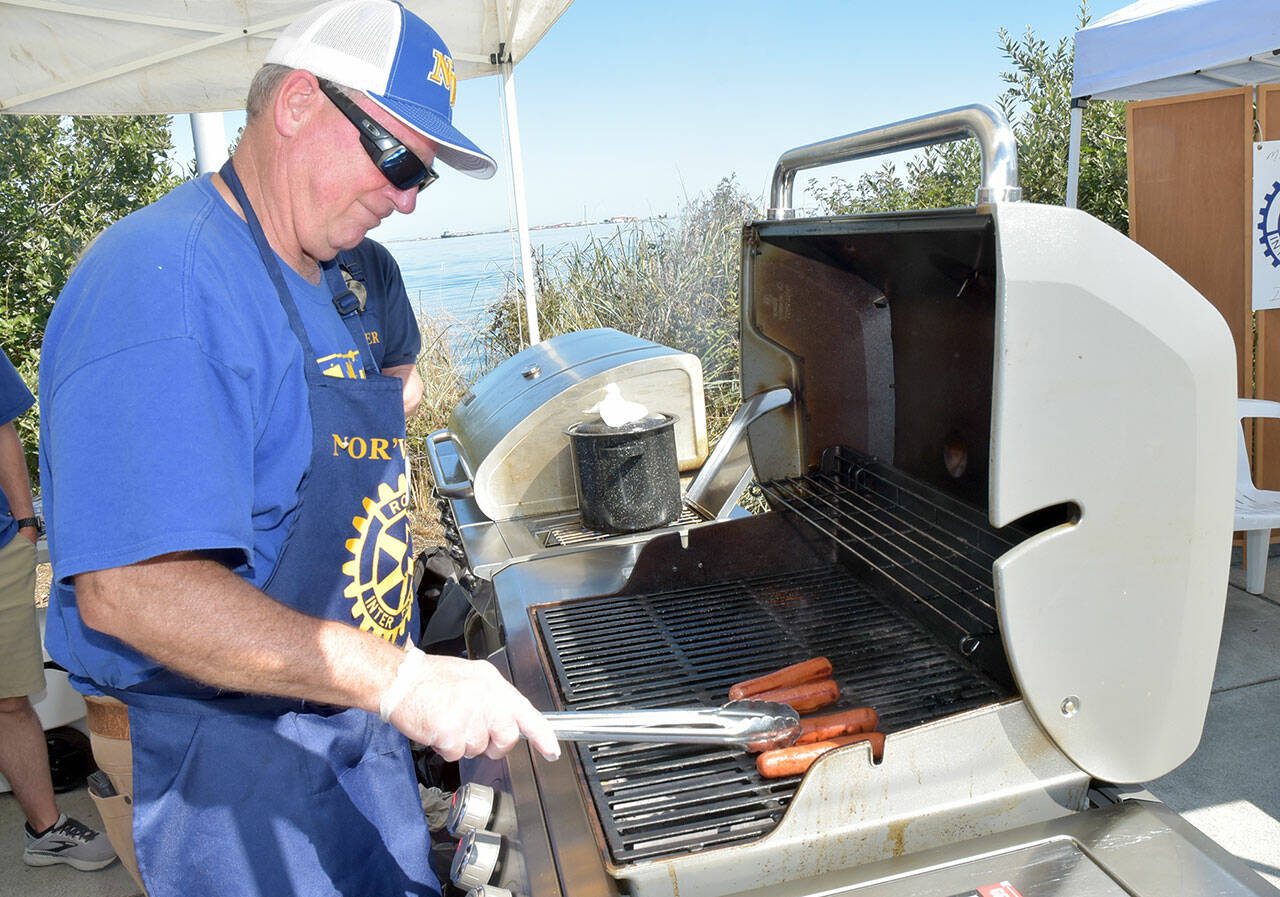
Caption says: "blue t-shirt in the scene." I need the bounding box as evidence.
[39,175,419,691]
[336,239,421,371]
[0,348,35,550]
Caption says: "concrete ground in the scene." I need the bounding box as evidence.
[0,784,141,897]
[1142,553,1280,890]
[1,555,1278,897]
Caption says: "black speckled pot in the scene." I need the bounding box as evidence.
[566,414,681,533]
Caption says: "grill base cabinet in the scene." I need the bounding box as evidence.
[439,107,1264,897]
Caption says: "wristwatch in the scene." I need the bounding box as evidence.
[15,517,38,530]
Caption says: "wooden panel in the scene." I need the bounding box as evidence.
[1127,88,1253,404]
[1255,83,1280,489]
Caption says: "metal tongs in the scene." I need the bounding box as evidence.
[543,700,800,751]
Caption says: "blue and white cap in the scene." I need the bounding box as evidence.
[267,0,497,179]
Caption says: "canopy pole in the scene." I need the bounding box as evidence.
[498,57,541,346]
[1066,99,1086,209]
[190,112,227,175]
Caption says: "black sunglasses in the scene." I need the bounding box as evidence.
[316,78,438,192]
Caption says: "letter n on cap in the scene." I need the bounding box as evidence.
[428,49,457,106]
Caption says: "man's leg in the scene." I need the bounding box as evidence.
[0,537,115,871]
[0,694,58,832]
[0,535,56,832]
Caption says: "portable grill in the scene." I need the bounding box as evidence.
[437,106,1271,897]
[424,327,766,581]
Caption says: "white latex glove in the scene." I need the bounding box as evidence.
[388,655,561,763]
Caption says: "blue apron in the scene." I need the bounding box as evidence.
[111,161,435,897]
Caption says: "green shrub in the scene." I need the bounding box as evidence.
[807,3,1128,235]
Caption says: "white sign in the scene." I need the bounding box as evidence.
[1254,140,1280,310]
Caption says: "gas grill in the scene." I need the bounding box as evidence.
[437,105,1272,897]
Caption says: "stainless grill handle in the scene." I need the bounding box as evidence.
[425,428,476,499]
[766,103,1021,219]
[685,386,792,519]
[543,700,800,749]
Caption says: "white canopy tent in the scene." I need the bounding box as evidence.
[1067,0,1280,208]
[0,0,573,344]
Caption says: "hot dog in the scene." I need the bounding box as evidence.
[728,657,833,701]
[794,707,879,745]
[749,679,840,713]
[747,705,878,753]
[755,732,885,778]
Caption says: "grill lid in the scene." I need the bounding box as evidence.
[739,197,1234,783]
[744,108,1235,785]
[989,201,1236,783]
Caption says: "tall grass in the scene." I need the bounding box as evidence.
[405,313,473,544]
[408,176,759,537]
[482,176,756,436]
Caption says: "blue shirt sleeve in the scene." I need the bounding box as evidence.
[0,348,34,426]
[38,175,316,692]
[44,336,256,580]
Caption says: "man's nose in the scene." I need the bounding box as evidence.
[388,184,417,215]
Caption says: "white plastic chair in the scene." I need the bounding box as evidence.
[1234,399,1280,594]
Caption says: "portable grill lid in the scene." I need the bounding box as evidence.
[442,328,708,521]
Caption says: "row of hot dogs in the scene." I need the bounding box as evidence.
[729,657,884,779]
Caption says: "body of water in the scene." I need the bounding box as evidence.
[385,222,636,328]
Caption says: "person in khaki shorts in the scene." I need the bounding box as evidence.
[0,346,115,872]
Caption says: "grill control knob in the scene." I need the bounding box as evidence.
[466,887,514,897]
[447,783,496,836]
[451,829,502,890]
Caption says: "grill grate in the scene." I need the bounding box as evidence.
[535,505,707,548]
[760,450,1024,637]
[535,563,1008,866]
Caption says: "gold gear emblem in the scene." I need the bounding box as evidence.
[343,473,414,642]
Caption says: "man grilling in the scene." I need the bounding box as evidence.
[38,2,559,895]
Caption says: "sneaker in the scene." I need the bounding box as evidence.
[23,814,117,871]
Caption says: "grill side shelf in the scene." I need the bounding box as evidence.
[532,563,1011,867]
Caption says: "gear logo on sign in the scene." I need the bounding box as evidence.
[1258,180,1280,267]
[344,474,414,643]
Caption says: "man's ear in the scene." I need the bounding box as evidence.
[273,69,323,138]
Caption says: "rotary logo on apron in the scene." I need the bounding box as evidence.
[344,472,415,641]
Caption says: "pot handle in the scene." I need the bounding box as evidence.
[425,428,476,499]
[596,442,646,457]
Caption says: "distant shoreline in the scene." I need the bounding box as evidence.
[383,215,665,244]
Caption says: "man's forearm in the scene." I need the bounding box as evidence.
[76,553,401,711]
[75,551,561,761]
[382,362,424,418]
[0,422,35,521]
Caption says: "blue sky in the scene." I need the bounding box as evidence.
[172,0,1130,239]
